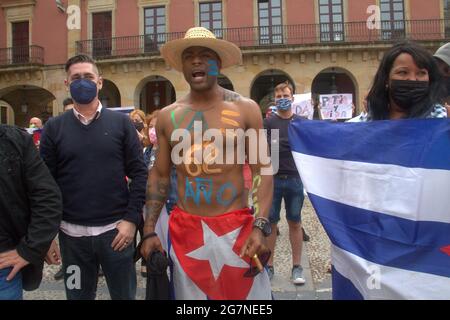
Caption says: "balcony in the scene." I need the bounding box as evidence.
[76,19,450,60]
[0,45,44,67]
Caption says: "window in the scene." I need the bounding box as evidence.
[258,0,283,45]
[444,0,450,37]
[12,21,29,63]
[380,0,405,40]
[199,2,223,38]
[0,106,7,124]
[92,12,112,58]
[319,0,344,42]
[144,6,166,52]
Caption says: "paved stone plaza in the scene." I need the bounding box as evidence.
[24,197,332,300]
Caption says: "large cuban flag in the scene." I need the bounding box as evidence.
[157,206,272,300]
[288,118,450,300]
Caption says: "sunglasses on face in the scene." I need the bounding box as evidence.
[243,250,271,278]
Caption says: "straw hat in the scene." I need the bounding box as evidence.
[434,42,450,67]
[160,27,242,72]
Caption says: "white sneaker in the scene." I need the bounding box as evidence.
[291,266,306,285]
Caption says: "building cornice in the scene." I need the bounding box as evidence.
[1,0,36,9]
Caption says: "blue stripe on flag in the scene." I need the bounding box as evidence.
[332,267,364,300]
[308,193,450,278]
[288,118,450,170]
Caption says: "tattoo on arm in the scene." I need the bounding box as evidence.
[223,89,241,102]
[145,180,170,228]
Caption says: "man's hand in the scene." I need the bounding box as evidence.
[140,231,164,261]
[45,240,61,265]
[112,220,136,252]
[239,228,269,259]
[0,250,30,281]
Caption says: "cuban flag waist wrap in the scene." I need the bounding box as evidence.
[288,118,450,300]
[167,206,272,300]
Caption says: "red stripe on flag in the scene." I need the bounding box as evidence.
[440,245,450,256]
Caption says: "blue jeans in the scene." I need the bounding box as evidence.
[269,175,305,224]
[0,267,22,300]
[59,229,136,300]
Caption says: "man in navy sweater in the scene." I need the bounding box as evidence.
[40,55,147,300]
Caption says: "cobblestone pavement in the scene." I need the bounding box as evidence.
[270,196,332,300]
[24,196,332,300]
[301,197,332,284]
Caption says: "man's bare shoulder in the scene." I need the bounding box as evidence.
[222,89,259,109]
[222,88,243,103]
[158,98,190,118]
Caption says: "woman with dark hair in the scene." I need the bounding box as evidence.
[358,41,447,121]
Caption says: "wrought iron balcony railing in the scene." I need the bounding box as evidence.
[0,45,44,67]
[76,19,450,60]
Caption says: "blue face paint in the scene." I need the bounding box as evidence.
[207,59,219,76]
[216,182,237,207]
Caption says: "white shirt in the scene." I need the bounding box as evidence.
[61,101,121,237]
[72,102,102,125]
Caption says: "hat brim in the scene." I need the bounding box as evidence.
[434,53,450,67]
[160,37,242,72]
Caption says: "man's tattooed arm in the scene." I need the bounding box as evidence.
[143,108,173,234]
[144,179,170,231]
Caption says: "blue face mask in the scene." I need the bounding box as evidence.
[70,79,98,105]
[276,98,292,111]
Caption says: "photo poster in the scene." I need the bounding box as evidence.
[292,93,314,120]
[319,93,353,120]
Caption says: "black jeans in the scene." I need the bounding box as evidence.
[59,229,136,300]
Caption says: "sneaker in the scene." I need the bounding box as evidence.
[266,265,274,281]
[54,267,64,281]
[291,266,306,285]
[302,227,310,242]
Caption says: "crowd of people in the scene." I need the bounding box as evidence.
[0,26,448,300]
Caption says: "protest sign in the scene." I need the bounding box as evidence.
[292,93,314,120]
[319,94,353,120]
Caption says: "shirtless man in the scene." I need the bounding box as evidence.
[140,27,273,300]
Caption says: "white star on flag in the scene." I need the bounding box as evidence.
[186,221,249,280]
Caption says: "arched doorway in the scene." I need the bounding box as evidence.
[99,79,121,108]
[136,75,176,114]
[250,69,295,113]
[0,85,56,127]
[218,74,234,91]
[311,67,357,119]
[0,100,13,125]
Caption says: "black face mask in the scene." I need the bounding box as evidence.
[389,80,429,110]
[134,121,144,132]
